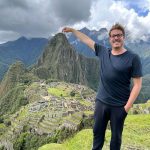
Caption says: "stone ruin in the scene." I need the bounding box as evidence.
[29,100,48,112]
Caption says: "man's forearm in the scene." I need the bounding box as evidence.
[71,29,91,43]
[72,29,95,50]
[125,84,142,110]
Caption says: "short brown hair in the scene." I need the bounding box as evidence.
[109,23,125,37]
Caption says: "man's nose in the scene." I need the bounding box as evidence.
[114,36,119,39]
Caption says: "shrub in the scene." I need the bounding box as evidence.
[4,120,11,127]
[70,91,75,97]
[0,117,4,123]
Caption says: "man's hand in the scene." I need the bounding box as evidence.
[62,27,73,33]
[124,105,132,113]
[124,77,142,113]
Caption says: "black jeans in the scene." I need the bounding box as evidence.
[92,100,127,150]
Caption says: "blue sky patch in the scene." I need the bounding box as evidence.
[114,0,149,17]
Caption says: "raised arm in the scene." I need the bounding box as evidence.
[62,27,95,51]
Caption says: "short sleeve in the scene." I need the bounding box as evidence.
[94,43,106,57]
[131,54,143,77]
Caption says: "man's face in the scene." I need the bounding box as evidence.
[109,29,124,50]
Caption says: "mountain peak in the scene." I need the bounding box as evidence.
[16,36,28,41]
[53,33,68,41]
[48,33,69,47]
[80,27,90,34]
[36,32,72,70]
[99,28,108,33]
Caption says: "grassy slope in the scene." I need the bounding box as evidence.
[39,114,150,150]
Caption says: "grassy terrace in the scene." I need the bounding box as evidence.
[39,114,150,150]
[47,86,82,100]
[47,82,95,102]
[48,88,69,97]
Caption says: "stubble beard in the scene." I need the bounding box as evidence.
[112,40,123,51]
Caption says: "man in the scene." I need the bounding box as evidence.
[62,23,142,150]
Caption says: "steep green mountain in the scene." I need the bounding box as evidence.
[0,37,48,80]
[33,33,100,90]
[0,61,25,96]
[0,61,39,115]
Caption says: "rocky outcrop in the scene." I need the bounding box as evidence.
[0,140,14,150]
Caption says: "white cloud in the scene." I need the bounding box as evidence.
[0,0,93,42]
[0,0,150,42]
[73,0,150,41]
[0,30,20,44]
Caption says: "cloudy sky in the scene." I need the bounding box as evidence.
[0,0,150,43]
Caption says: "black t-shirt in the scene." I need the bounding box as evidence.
[95,43,142,106]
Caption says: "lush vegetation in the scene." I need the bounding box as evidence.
[13,132,58,150]
[0,85,28,116]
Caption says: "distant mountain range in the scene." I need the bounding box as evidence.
[67,27,109,57]
[0,37,48,80]
[0,27,150,79]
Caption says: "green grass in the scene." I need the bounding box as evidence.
[79,99,92,106]
[39,114,150,150]
[38,143,64,150]
[122,114,150,148]
[0,123,5,129]
[83,111,93,115]
[30,82,39,88]
[48,82,83,99]
[48,88,69,97]
[48,87,83,101]
[47,82,94,104]
[16,107,28,119]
